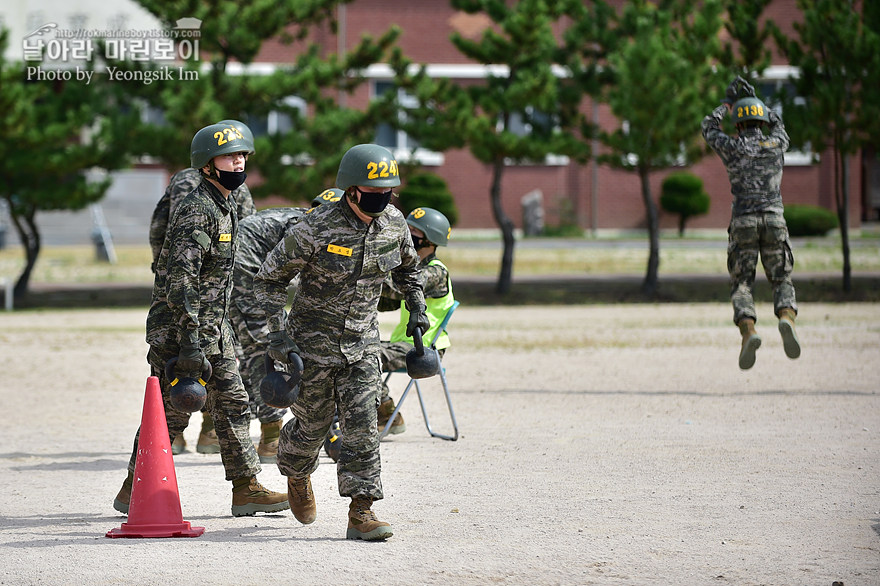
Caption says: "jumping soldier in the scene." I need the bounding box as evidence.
[254,144,428,541]
[113,122,288,517]
[701,76,801,370]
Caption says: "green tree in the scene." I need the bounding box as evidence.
[0,30,136,301]
[595,0,727,295]
[773,0,880,292]
[129,0,401,199]
[660,172,711,236]
[718,0,775,75]
[397,0,591,295]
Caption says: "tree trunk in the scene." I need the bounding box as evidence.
[639,166,660,296]
[839,152,852,293]
[832,141,852,293]
[490,156,515,295]
[9,205,41,302]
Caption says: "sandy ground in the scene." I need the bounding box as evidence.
[0,302,878,585]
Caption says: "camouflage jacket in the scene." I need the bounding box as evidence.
[254,198,425,366]
[233,207,307,316]
[378,251,449,312]
[146,179,237,354]
[150,167,255,270]
[701,105,790,216]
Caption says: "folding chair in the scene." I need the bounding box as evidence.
[380,300,460,441]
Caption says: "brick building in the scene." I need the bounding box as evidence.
[250,0,875,233]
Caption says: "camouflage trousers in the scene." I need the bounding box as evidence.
[277,352,383,500]
[378,341,445,402]
[727,211,798,325]
[229,302,287,423]
[125,345,261,482]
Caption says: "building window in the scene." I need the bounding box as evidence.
[757,67,812,166]
[373,81,444,166]
[502,106,569,167]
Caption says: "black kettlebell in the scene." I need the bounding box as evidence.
[260,352,303,409]
[164,357,212,413]
[405,328,441,379]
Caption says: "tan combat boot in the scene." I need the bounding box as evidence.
[171,433,186,455]
[196,412,220,454]
[287,476,317,524]
[777,308,801,359]
[112,472,133,514]
[230,477,290,517]
[377,398,406,435]
[737,318,761,370]
[346,496,393,541]
[257,419,284,464]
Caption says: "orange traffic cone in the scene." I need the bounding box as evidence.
[107,376,204,538]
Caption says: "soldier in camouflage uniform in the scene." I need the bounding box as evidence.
[702,77,801,370]
[377,207,455,434]
[149,120,258,456]
[113,122,288,518]
[254,144,428,541]
[230,189,344,464]
[323,207,455,460]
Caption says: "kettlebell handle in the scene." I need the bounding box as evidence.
[165,356,213,385]
[265,352,304,384]
[412,327,425,357]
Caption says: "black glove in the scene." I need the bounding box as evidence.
[176,345,205,379]
[406,306,430,339]
[267,330,300,365]
[722,79,739,105]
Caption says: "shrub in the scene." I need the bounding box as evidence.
[784,204,839,237]
[396,172,459,226]
[660,172,711,236]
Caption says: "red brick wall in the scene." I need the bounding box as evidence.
[249,0,864,231]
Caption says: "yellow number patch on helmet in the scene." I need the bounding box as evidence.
[327,244,353,257]
[213,127,244,147]
[317,189,341,202]
[412,208,426,219]
[366,159,399,180]
[447,227,452,240]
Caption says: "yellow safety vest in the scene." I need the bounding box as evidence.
[390,259,454,350]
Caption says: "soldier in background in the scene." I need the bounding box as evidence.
[230,189,343,464]
[254,144,428,541]
[113,122,288,518]
[149,119,257,455]
[701,76,801,370]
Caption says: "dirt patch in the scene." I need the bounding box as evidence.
[0,303,878,585]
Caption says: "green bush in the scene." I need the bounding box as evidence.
[396,172,459,226]
[660,172,711,236]
[784,204,839,236]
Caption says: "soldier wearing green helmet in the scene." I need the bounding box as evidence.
[114,122,289,519]
[376,207,454,437]
[323,206,456,457]
[149,120,257,455]
[254,143,427,541]
[702,77,801,370]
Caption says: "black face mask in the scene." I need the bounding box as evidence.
[216,169,247,191]
[353,187,393,217]
[411,234,426,250]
